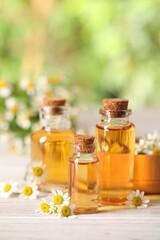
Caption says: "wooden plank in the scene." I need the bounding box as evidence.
[0,150,160,240]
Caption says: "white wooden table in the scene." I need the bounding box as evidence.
[0,149,160,240]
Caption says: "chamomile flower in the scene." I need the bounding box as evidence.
[126,190,150,208]
[28,161,46,184]
[48,190,70,206]
[0,115,9,131]
[35,198,53,215]
[135,131,160,155]
[5,97,20,119]
[57,204,76,218]
[43,86,54,97]
[0,80,11,98]
[47,74,62,84]
[20,77,35,95]
[16,111,31,129]
[0,181,17,198]
[19,182,39,200]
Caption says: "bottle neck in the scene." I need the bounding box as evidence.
[99,108,132,127]
[40,108,71,131]
[101,115,130,126]
[75,152,95,160]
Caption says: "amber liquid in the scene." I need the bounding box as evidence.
[31,128,75,192]
[96,123,135,205]
[69,156,99,214]
[134,154,160,194]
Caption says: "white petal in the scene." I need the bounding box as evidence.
[137,204,148,209]
[129,204,136,208]
[127,195,133,201]
[35,190,40,195]
[63,200,70,206]
[0,183,5,187]
[32,187,38,192]
[140,191,145,197]
[35,209,41,213]
[57,190,63,196]
[131,191,136,197]
[125,201,131,205]
[51,190,57,196]
[30,194,37,200]
[65,196,71,201]
[143,199,150,203]
[135,190,140,196]
[63,192,69,199]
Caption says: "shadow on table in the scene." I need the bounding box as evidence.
[98,195,160,213]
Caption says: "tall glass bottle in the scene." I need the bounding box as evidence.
[69,135,99,214]
[31,97,75,192]
[96,99,135,205]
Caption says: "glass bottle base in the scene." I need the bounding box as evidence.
[99,197,126,205]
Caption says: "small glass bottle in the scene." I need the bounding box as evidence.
[69,135,99,214]
[96,99,135,205]
[31,97,75,192]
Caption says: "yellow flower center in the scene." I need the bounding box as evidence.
[153,148,160,155]
[27,109,34,117]
[61,206,71,217]
[10,105,19,114]
[132,196,142,207]
[53,195,64,205]
[48,75,61,84]
[4,184,11,192]
[54,206,58,214]
[33,167,43,177]
[0,80,8,88]
[23,186,33,196]
[40,203,50,213]
[18,115,28,123]
[26,81,34,89]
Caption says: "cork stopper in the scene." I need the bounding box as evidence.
[75,135,95,153]
[41,97,67,115]
[103,99,128,111]
[43,97,66,107]
[101,98,129,117]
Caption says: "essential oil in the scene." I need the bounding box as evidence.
[96,99,135,205]
[69,135,99,214]
[31,97,75,191]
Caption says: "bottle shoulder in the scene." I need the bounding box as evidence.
[31,128,75,141]
[69,153,99,164]
[96,121,135,131]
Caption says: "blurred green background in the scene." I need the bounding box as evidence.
[0,0,160,108]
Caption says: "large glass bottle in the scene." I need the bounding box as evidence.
[31,97,75,192]
[69,135,99,214]
[96,99,135,205]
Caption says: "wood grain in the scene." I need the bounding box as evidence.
[0,149,160,240]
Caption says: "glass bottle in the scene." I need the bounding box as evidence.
[96,99,135,205]
[69,135,99,214]
[31,97,75,192]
